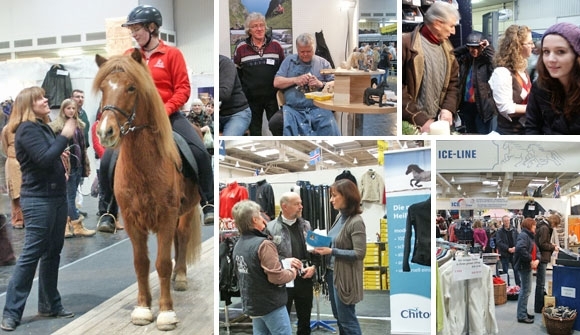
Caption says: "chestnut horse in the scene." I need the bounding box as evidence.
[93,49,202,331]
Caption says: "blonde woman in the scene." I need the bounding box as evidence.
[489,25,534,134]
[49,99,94,237]
[1,87,77,331]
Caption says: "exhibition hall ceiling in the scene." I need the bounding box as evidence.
[220,139,428,175]
[437,171,580,199]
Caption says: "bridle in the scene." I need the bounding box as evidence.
[100,70,148,136]
[101,103,140,136]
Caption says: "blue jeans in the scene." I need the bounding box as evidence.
[220,108,251,136]
[517,268,532,320]
[534,262,547,313]
[66,166,82,220]
[3,195,68,321]
[251,305,292,335]
[282,105,340,136]
[325,270,362,335]
[500,254,520,286]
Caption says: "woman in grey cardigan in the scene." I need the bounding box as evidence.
[314,179,366,335]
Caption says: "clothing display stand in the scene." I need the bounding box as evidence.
[219,229,251,335]
[310,288,337,332]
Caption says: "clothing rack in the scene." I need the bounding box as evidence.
[437,239,497,334]
[218,229,250,335]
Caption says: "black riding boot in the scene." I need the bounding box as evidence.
[97,150,119,233]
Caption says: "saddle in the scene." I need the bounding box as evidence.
[172,131,199,180]
[105,132,199,185]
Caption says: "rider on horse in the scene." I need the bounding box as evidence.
[97,5,214,232]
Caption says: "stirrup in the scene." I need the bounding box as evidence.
[201,203,214,211]
[97,212,118,233]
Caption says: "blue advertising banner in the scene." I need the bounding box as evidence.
[385,148,431,334]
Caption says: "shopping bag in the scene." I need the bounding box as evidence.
[203,131,213,148]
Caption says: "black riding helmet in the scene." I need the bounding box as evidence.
[122,5,162,51]
[121,5,162,28]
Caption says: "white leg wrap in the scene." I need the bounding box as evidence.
[156,310,179,331]
[131,306,153,326]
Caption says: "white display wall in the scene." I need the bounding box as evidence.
[220,164,386,239]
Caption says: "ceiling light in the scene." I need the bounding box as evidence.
[463,192,466,196]
[545,176,548,182]
[260,167,264,174]
[250,145,256,152]
[353,158,358,164]
[304,163,308,170]
[498,176,502,182]
[457,184,462,190]
[451,176,455,183]
[235,161,240,168]
[339,149,345,156]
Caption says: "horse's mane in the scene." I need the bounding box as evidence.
[92,54,177,161]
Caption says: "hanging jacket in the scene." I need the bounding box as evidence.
[256,179,275,219]
[315,30,335,68]
[41,64,72,109]
[403,198,431,270]
[360,170,385,203]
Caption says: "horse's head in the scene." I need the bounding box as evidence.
[405,164,417,175]
[93,49,165,148]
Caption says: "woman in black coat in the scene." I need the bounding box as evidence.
[514,218,539,324]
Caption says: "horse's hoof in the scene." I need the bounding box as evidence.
[156,310,179,331]
[174,280,188,291]
[131,306,153,326]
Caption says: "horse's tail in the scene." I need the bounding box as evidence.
[186,204,202,265]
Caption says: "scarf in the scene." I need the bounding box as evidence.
[420,25,441,45]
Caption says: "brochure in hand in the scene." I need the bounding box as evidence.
[306,230,332,248]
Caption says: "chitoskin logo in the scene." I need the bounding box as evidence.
[401,307,430,319]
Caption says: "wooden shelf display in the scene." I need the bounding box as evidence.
[363,218,389,290]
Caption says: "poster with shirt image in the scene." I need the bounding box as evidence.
[385,148,431,334]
